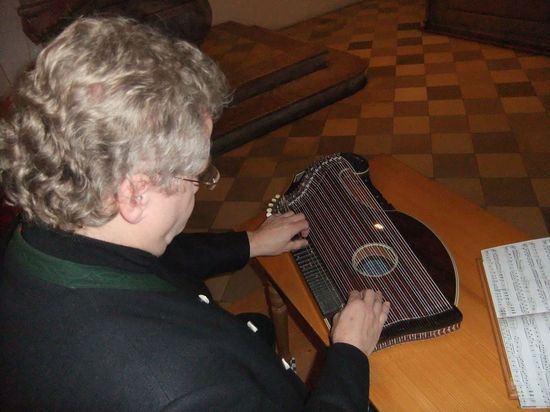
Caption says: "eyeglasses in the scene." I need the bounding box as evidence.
[174,162,220,191]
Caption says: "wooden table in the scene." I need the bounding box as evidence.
[249,155,546,411]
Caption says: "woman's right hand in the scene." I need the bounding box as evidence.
[331,289,391,356]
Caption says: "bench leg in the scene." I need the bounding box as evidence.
[265,282,292,362]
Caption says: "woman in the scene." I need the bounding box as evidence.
[0,16,389,411]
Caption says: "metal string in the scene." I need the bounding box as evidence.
[277,155,452,326]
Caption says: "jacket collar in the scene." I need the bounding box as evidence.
[6,230,176,291]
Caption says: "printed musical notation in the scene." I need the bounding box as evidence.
[482,238,550,408]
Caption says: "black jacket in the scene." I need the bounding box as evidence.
[0,224,370,411]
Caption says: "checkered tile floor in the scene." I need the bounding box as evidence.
[193,0,550,305]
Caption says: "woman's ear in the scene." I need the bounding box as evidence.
[116,176,150,224]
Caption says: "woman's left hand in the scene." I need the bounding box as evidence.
[247,212,309,258]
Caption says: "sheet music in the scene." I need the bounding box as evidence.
[483,238,550,318]
[482,238,550,408]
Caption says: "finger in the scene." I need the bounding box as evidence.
[347,290,362,303]
[331,307,343,334]
[288,220,309,238]
[266,212,285,221]
[284,213,309,229]
[287,238,309,251]
[363,289,376,306]
[284,212,308,224]
[374,290,384,307]
[370,291,385,319]
[285,211,303,219]
[379,301,391,325]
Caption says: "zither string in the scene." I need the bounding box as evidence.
[278,156,452,326]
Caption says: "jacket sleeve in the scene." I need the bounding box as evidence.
[305,343,370,411]
[160,231,250,280]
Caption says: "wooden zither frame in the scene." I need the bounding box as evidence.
[268,153,463,351]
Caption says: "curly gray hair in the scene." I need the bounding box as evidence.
[0,16,230,231]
